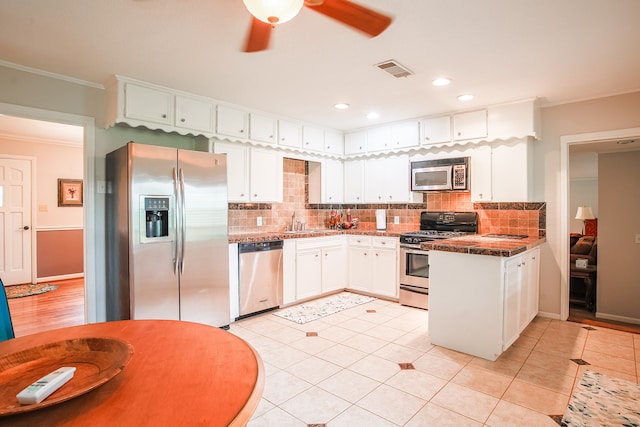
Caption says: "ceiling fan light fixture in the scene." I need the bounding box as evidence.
[243,0,304,25]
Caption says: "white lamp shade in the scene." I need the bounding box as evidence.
[575,206,595,220]
[243,0,304,25]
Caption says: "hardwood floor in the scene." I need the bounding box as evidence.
[7,278,85,338]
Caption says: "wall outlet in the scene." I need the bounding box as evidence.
[394,216,400,224]
[97,180,107,194]
[257,216,263,227]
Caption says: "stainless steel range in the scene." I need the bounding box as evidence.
[399,211,478,309]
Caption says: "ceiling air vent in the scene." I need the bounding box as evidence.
[375,60,413,78]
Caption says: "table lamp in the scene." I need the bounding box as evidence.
[575,206,595,234]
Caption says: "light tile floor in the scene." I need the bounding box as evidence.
[229,298,640,426]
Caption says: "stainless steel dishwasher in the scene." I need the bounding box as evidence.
[238,240,283,319]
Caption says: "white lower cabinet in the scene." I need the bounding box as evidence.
[429,246,540,361]
[347,236,398,298]
[282,239,297,305]
[294,237,347,302]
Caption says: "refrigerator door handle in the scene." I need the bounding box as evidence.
[178,168,187,275]
[173,167,180,275]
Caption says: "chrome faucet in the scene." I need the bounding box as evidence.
[290,211,296,231]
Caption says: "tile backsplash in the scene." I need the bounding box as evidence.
[229,158,546,237]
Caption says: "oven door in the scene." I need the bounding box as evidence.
[399,246,429,288]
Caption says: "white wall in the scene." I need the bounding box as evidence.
[537,91,640,317]
[0,138,84,228]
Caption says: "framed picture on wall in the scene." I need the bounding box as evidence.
[58,179,83,206]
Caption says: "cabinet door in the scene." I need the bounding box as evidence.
[249,113,277,144]
[503,257,522,350]
[422,116,451,145]
[391,121,420,149]
[471,144,492,202]
[302,126,325,152]
[364,156,409,203]
[175,95,215,134]
[249,148,283,202]
[213,142,249,202]
[367,126,392,152]
[322,246,347,293]
[372,249,397,297]
[324,159,344,203]
[344,130,367,155]
[124,83,173,125]
[364,157,386,202]
[525,248,540,323]
[296,250,322,300]
[217,105,248,139]
[324,131,344,155]
[282,240,297,305]
[348,246,371,291]
[491,139,532,202]
[278,120,302,148]
[453,110,487,141]
[344,160,364,203]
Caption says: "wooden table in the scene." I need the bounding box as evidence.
[0,320,264,426]
[570,262,597,312]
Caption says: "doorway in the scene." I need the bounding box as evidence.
[0,101,97,325]
[561,127,640,327]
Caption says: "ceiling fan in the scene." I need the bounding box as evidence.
[242,0,393,52]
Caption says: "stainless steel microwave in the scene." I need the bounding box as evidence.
[411,157,469,191]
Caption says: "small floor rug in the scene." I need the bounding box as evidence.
[273,292,376,324]
[562,370,640,426]
[5,283,58,299]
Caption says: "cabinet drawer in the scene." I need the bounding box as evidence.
[348,235,371,247]
[371,236,397,249]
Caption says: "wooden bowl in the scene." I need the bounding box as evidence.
[0,337,134,415]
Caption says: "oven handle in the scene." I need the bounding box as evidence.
[400,284,429,295]
[400,246,430,254]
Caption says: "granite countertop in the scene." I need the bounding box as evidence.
[228,229,401,243]
[420,234,546,257]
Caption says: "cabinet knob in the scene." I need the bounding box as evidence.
[281,138,285,141]
[364,252,368,256]
[381,241,386,245]
[305,141,309,145]
[180,118,186,123]
[328,196,332,200]
[269,135,273,138]
[240,193,245,197]
[253,194,257,197]
[162,114,167,119]
[315,254,319,258]
[326,145,331,149]
[23,226,30,230]
[239,129,244,133]
[425,136,430,141]
[325,253,328,257]
[376,253,379,256]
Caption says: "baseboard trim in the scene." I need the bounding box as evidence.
[38,273,84,282]
[596,312,640,326]
[537,311,562,320]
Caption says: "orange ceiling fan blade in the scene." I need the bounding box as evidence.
[305,0,392,37]
[243,17,272,52]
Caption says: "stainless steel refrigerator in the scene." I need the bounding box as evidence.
[106,142,229,327]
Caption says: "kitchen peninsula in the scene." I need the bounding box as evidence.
[423,235,546,361]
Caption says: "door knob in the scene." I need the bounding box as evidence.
[23,226,30,230]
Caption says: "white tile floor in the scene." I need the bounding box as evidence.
[229,297,640,426]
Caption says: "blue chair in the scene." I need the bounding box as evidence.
[1,279,15,341]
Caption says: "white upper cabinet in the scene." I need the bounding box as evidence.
[249,113,277,144]
[422,116,451,145]
[491,138,534,202]
[302,126,325,152]
[174,95,215,134]
[213,141,250,202]
[364,155,410,203]
[471,144,492,202]
[324,131,344,155]
[278,120,303,149]
[250,148,283,202]
[344,160,364,203]
[453,109,488,141]
[323,159,344,203]
[217,105,248,139]
[487,99,540,140]
[367,126,392,152]
[124,83,173,126]
[344,130,367,155]
[391,121,420,150]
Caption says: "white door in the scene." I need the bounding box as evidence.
[0,157,32,285]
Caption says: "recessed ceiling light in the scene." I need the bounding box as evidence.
[432,78,451,87]
[457,94,474,101]
[334,103,349,110]
[366,112,380,120]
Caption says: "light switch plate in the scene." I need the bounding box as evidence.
[394,216,400,224]
[257,216,263,227]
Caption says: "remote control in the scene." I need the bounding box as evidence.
[17,367,76,405]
